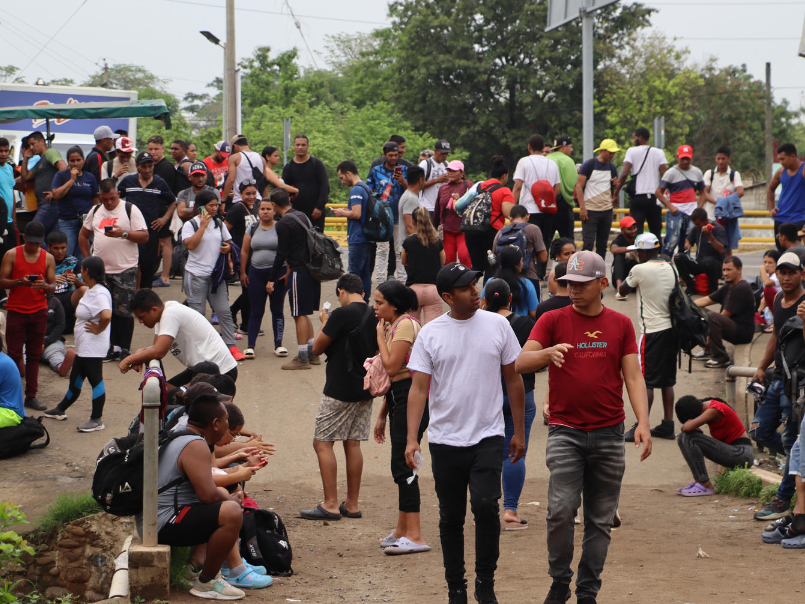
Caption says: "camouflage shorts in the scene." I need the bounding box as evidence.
[106,267,137,318]
[314,396,373,442]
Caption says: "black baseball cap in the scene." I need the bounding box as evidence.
[434,139,452,154]
[24,221,45,244]
[383,141,399,154]
[551,135,572,149]
[136,151,154,165]
[436,263,482,296]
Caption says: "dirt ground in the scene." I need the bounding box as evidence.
[2,252,797,604]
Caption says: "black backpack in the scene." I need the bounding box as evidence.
[174,162,192,194]
[460,182,503,233]
[239,508,293,576]
[496,222,531,269]
[779,315,805,399]
[359,183,394,243]
[287,212,344,281]
[0,416,50,459]
[668,263,710,372]
[92,429,197,517]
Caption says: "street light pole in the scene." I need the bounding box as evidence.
[224,0,238,142]
[200,31,227,140]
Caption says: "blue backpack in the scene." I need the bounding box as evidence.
[496,222,531,269]
[358,183,394,243]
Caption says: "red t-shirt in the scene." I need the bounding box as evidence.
[707,400,746,444]
[480,178,514,231]
[529,304,638,430]
[203,156,229,189]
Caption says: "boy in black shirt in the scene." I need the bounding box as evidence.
[301,273,377,520]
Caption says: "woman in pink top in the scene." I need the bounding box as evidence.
[434,160,473,266]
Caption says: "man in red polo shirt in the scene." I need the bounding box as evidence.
[516,250,651,604]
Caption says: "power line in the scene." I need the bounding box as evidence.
[163,0,389,26]
[284,0,318,69]
[17,0,89,78]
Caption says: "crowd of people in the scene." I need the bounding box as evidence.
[1,124,805,603]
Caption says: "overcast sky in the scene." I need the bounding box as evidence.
[2,0,803,113]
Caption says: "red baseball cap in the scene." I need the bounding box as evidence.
[619,216,636,228]
[677,145,693,159]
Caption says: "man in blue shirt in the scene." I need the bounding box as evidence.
[0,138,16,260]
[769,143,805,252]
[366,142,408,282]
[335,161,372,300]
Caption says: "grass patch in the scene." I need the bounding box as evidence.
[36,492,100,535]
[170,546,192,590]
[713,465,763,498]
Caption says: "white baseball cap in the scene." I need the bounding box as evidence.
[627,233,660,251]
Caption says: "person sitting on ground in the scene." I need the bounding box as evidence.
[547,237,576,297]
[41,294,75,377]
[137,388,247,599]
[694,256,756,368]
[120,289,239,385]
[534,262,571,323]
[484,278,536,531]
[47,230,81,333]
[760,250,782,315]
[776,222,805,261]
[482,247,538,319]
[0,340,25,429]
[675,395,753,497]
[401,207,445,325]
[43,257,112,433]
[610,216,639,299]
[674,207,728,296]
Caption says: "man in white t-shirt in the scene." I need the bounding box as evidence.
[418,139,452,214]
[511,134,561,279]
[120,289,238,385]
[405,263,525,604]
[614,127,668,244]
[79,180,149,360]
[618,233,678,441]
[703,146,744,220]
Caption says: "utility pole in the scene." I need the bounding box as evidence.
[101,60,109,88]
[581,0,594,160]
[765,62,773,183]
[224,0,238,141]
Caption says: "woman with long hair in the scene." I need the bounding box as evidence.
[484,278,537,529]
[227,180,259,337]
[260,146,299,198]
[240,198,288,358]
[547,237,576,296]
[401,207,445,324]
[51,145,99,260]
[43,256,112,432]
[485,246,538,319]
[373,281,430,555]
[434,160,473,266]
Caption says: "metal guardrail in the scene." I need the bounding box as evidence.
[141,360,162,548]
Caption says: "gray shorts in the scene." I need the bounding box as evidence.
[314,395,372,442]
[107,267,137,317]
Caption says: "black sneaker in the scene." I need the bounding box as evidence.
[24,397,46,411]
[448,587,468,604]
[765,514,794,533]
[650,419,675,440]
[577,597,597,604]
[43,407,67,420]
[754,497,791,521]
[103,348,120,363]
[474,579,498,604]
[623,422,638,442]
[544,581,571,604]
[119,348,130,362]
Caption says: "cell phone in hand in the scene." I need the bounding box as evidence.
[254,460,268,469]
[104,225,113,232]
[323,301,331,316]
[27,275,38,282]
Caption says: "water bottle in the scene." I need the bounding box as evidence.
[487,250,497,266]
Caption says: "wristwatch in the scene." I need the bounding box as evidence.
[121,231,129,240]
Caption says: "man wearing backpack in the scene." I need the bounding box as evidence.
[618,233,678,441]
[703,146,744,220]
[300,273,376,520]
[418,139,452,217]
[335,161,373,300]
[751,252,805,522]
[492,205,547,294]
[267,189,322,370]
[80,180,149,362]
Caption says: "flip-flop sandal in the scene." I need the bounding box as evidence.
[504,519,528,531]
[299,504,341,521]
[275,347,289,357]
[379,531,398,548]
[679,482,715,497]
[383,537,431,555]
[339,502,362,518]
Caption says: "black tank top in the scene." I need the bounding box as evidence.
[773,291,805,378]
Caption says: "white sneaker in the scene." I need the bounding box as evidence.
[189,573,245,600]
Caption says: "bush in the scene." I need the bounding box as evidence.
[713,466,763,498]
[36,492,100,535]
[0,502,36,603]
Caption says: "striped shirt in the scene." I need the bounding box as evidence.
[117,174,175,225]
[659,166,705,216]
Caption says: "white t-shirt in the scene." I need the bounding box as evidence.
[418,159,447,211]
[625,259,676,334]
[623,146,668,195]
[155,301,237,374]
[182,217,232,278]
[513,155,561,214]
[407,310,522,447]
[74,284,112,358]
[83,202,148,274]
[703,167,743,220]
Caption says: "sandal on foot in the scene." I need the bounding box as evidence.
[275,346,289,357]
[383,537,431,555]
[504,519,528,531]
[379,531,398,548]
[678,482,714,497]
[244,348,255,359]
[676,481,696,494]
[299,504,341,521]
[338,502,362,518]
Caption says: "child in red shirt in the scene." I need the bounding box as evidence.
[675,396,754,496]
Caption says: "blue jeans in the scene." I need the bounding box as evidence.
[58,218,83,262]
[247,265,287,349]
[34,203,59,247]
[502,390,537,511]
[752,379,797,501]
[663,211,690,257]
[348,242,373,302]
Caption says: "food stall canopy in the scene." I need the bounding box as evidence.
[0,99,171,129]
